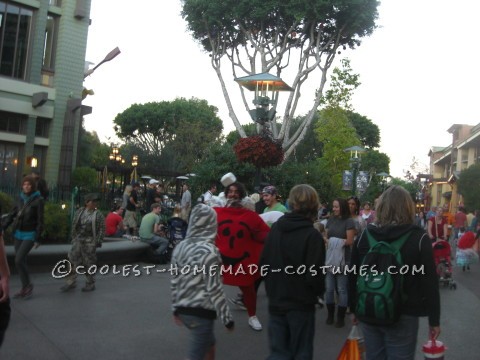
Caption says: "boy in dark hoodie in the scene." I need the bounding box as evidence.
[171,204,234,360]
[260,184,326,360]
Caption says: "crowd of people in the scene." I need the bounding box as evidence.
[3,170,480,359]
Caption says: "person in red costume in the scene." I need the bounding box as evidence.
[214,178,270,331]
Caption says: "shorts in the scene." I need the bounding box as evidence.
[123,210,137,228]
[177,314,215,360]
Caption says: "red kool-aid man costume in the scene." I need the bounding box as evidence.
[214,206,270,287]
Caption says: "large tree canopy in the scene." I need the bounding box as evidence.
[113,97,223,173]
[457,164,480,212]
[181,0,379,158]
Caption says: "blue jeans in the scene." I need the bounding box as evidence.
[360,315,419,360]
[325,272,348,307]
[177,314,215,360]
[267,310,315,360]
[141,235,168,255]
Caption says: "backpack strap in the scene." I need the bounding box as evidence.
[365,229,411,253]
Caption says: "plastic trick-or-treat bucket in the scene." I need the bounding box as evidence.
[423,339,446,359]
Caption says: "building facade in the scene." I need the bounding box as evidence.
[0,0,91,196]
[427,123,480,212]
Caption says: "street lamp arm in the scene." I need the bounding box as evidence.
[84,47,121,79]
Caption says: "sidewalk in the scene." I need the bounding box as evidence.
[1,262,479,359]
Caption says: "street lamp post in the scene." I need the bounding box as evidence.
[235,73,293,126]
[344,146,366,196]
[234,73,293,187]
[131,155,139,183]
[377,172,390,192]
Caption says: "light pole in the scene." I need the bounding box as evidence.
[84,47,121,79]
[234,73,293,187]
[344,146,366,196]
[131,155,139,183]
[377,172,390,192]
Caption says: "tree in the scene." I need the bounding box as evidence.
[346,111,380,149]
[457,164,480,211]
[113,98,223,173]
[181,0,379,159]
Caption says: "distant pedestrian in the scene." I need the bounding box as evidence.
[325,198,355,328]
[61,193,105,293]
[0,205,11,347]
[171,204,234,360]
[260,184,325,360]
[180,184,192,222]
[203,182,217,206]
[124,182,141,235]
[9,176,44,299]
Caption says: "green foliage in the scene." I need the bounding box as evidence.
[181,0,379,158]
[72,167,98,193]
[114,98,223,174]
[43,202,70,243]
[458,164,480,211]
[0,191,14,214]
[346,111,380,149]
[316,107,360,173]
[182,0,379,55]
[323,59,361,109]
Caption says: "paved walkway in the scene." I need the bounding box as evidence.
[1,255,479,359]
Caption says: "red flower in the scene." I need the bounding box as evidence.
[234,135,284,168]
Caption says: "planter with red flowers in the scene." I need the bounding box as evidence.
[233,135,284,168]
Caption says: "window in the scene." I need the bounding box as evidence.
[0,141,21,186]
[42,15,58,70]
[35,117,50,138]
[0,110,27,134]
[0,1,33,79]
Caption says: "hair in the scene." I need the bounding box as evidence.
[375,185,416,226]
[225,182,246,199]
[22,175,37,192]
[173,204,182,218]
[112,204,121,212]
[313,220,325,234]
[347,196,361,216]
[124,184,133,195]
[333,198,350,220]
[151,203,161,211]
[287,184,319,221]
[241,197,256,211]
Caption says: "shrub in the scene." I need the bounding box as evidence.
[0,191,14,214]
[43,202,70,244]
[72,167,98,193]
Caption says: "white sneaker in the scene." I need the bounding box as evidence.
[248,316,262,331]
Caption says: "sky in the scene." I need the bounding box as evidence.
[83,0,480,179]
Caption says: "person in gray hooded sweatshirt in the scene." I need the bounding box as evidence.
[171,204,234,360]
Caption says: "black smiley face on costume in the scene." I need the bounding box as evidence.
[218,219,251,267]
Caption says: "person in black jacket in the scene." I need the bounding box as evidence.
[260,184,325,360]
[10,176,44,299]
[349,185,441,360]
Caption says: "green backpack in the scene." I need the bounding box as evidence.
[355,230,411,325]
